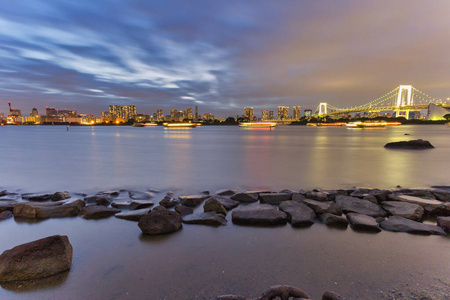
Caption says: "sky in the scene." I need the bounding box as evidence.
[1,0,450,117]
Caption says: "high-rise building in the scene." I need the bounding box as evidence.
[277,106,289,120]
[123,105,136,121]
[195,105,198,121]
[293,106,301,120]
[304,109,312,117]
[109,105,124,119]
[46,107,58,116]
[261,110,269,120]
[30,108,38,117]
[58,109,77,117]
[269,111,274,120]
[244,107,253,121]
[156,109,163,121]
[186,108,193,120]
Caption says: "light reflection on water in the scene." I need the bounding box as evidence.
[0,125,450,299]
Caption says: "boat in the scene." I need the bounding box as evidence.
[163,122,201,128]
[238,122,277,128]
[346,121,401,128]
[133,123,145,127]
[308,122,346,127]
[143,122,158,127]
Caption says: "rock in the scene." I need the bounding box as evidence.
[291,193,306,202]
[278,201,316,227]
[369,190,391,203]
[335,195,387,217]
[381,201,424,221]
[174,205,194,217]
[388,194,444,215]
[259,285,310,300]
[303,199,342,215]
[203,198,228,215]
[323,291,346,300]
[434,202,450,216]
[212,196,239,211]
[0,235,72,281]
[128,190,152,200]
[259,193,291,205]
[138,208,182,235]
[159,195,180,209]
[305,191,329,202]
[384,139,434,149]
[129,200,154,210]
[111,201,131,209]
[380,216,445,235]
[114,208,151,221]
[431,189,450,202]
[0,201,17,213]
[230,193,258,203]
[211,296,249,300]
[84,195,113,206]
[79,205,120,219]
[183,212,227,226]
[97,190,120,197]
[51,192,70,201]
[22,193,53,202]
[363,195,378,205]
[179,195,209,207]
[279,189,294,195]
[346,213,381,232]
[0,211,13,220]
[437,216,450,233]
[231,204,288,226]
[350,188,372,198]
[0,190,10,197]
[13,200,85,218]
[319,213,348,227]
[0,194,20,201]
[402,189,436,199]
[215,189,238,196]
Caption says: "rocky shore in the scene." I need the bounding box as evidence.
[0,186,449,297]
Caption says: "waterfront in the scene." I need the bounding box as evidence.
[1,125,450,299]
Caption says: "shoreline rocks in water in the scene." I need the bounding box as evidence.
[0,235,73,282]
[384,139,434,149]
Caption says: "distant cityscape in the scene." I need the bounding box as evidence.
[0,101,430,125]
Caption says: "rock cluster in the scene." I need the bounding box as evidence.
[384,139,434,149]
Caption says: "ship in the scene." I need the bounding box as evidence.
[238,122,277,128]
[163,122,201,128]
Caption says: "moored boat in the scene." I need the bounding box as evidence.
[143,123,158,127]
[163,122,201,128]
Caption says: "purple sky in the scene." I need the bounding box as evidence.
[1,1,450,117]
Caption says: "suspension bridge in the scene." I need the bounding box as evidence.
[313,85,449,120]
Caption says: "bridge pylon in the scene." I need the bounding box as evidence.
[395,85,413,119]
[318,103,328,116]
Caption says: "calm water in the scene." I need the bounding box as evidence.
[0,125,449,299]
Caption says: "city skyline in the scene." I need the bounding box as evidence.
[1,1,450,117]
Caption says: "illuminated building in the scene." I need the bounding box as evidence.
[195,105,198,121]
[134,114,149,122]
[277,106,289,120]
[304,109,312,117]
[58,109,77,117]
[186,108,193,120]
[293,106,301,120]
[203,113,214,120]
[369,111,380,118]
[269,111,274,120]
[409,111,422,120]
[46,107,58,116]
[123,105,136,121]
[109,105,136,121]
[244,107,253,121]
[261,110,269,120]
[156,109,163,121]
[8,102,21,117]
[31,108,38,117]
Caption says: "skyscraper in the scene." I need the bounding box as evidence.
[277,106,289,120]
[261,110,269,120]
[123,105,136,121]
[269,111,274,120]
[244,107,253,121]
[293,106,301,120]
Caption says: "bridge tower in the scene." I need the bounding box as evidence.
[318,103,328,116]
[395,85,413,119]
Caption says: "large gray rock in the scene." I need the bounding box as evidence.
[51,192,70,201]
[203,198,228,215]
[380,216,446,235]
[323,291,346,300]
[259,285,310,300]
[97,190,120,197]
[0,200,17,213]
[437,216,450,233]
[381,201,424,221]
[303,199,342,215]
[79,205,120,219]
[230,193,258,203]
[259,193,291,205]
[174,205,194,217]
[0,235,72,281]
[350,188,372,199]
[114,208,151,221]
[370,190,392,203]
[111,201,131,209]
[158,195,180,209]
[21,193,53,202]
[183,212,227,226]
[319,213,348,227]
[138,208,182,235]
[0,211,13,220]
[431,189,450,202]
[335,195,386,217]
[128,190,152,200]
[84,194,113,206]
[384,139,434,149]
[232,204,288,226]
[388,194,444,214]
[278,201,316,227]
[215,189,238,196]
[346,213,381,232]
[129,200,154,210]
[305,191,329,202]
[179,195,209,207]
[211,196,239,211]
[13,200,85,218]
